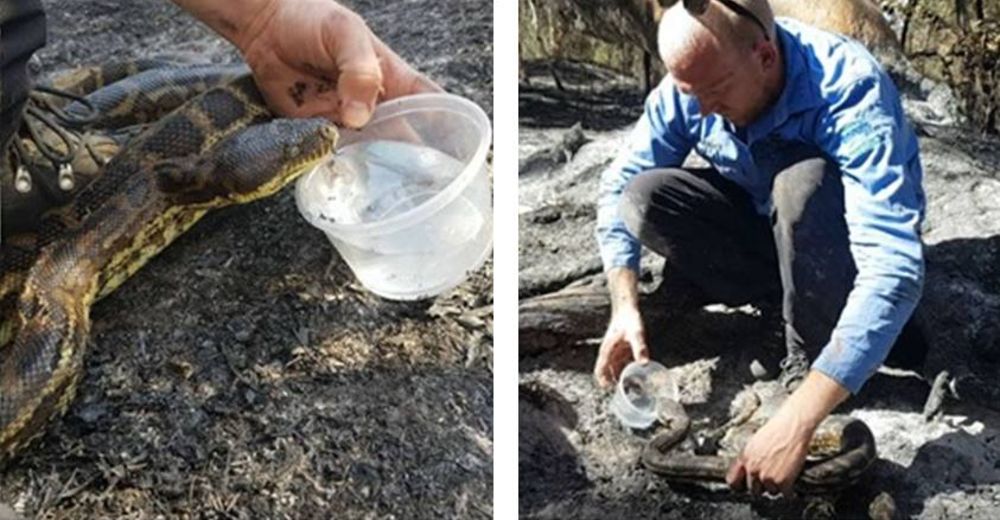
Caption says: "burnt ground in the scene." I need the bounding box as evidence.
[519,63,1000,519]
[0,1,492,519]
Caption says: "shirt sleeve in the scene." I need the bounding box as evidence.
[595,85,695,273]
[813,74,925,393]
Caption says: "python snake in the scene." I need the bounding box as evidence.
[641,383,877,494]
[0,67,338,461]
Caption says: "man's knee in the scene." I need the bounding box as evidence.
[771,157,841,229]
[619,168,686,240]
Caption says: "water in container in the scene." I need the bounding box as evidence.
[297,139,492,299]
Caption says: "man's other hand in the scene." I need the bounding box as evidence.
[725,370,850,497]
[724,403,812,497]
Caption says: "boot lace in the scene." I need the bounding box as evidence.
[778,350,810,390]
[9,85,103,193]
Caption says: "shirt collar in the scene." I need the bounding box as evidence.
[744,21,824,143]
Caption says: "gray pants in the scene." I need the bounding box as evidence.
[0,0,47,150]
[619,150,925,369]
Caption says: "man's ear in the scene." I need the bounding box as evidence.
[755,41,777,70]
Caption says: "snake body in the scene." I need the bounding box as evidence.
[642,383,877,494]
[62,64,250,130]
[0,71,338,461]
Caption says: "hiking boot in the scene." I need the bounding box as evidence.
[777,349,810,391]
[2,85,119,235]
[0,0,118,236]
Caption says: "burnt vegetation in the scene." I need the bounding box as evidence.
[890,0,1000,134]
[521,0,1000,135]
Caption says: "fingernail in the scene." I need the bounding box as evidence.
[342,100,372,128]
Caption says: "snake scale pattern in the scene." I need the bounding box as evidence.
[0,64,338,462]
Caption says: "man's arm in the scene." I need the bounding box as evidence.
[729,70,924,496]
[592,84,695,386]
[594,267,647,387]
[170,0,439,126]
[812,73,925,393]
[595,85,694,275]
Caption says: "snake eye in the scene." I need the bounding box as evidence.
[286,145,301,159]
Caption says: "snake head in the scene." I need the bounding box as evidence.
[159,117,338,205]
[216,117,338,203]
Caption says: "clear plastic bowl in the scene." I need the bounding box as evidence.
[295,93,492,300]
[609,360,680,430]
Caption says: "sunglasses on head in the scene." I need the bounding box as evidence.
[683,0,771,41]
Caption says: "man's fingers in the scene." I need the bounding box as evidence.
[596,366,613,389]
[594,363,610,389]
[595,332,635,388]
[321,10,383,127]
[594,340,614,389]
[372,35,443,99]
[725,459,746,490]
[627,329,649,362]
[609,342,633,380]
[747,471,763,496]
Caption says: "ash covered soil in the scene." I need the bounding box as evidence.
[519,61,1000,519]
[0,1,493,519]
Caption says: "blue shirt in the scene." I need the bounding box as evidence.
[596,18,925,393]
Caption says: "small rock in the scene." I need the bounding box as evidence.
[529,206,562,225]
[455,313,485,330]
[234,328,252,343]
[869,491,896,520]
[76,402,108,425]
[169,359,195,380]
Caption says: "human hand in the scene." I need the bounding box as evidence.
[594,308,650,389]
[235,0,441,127]
[726,370,851,497]
[725,401,814,497]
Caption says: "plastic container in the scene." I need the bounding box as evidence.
[609,360,680,430]
[296,93,492,300]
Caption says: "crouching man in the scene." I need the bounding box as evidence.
[594,0,924,496]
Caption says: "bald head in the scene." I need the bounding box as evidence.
[655,0,783,127]
[658,0,776,71]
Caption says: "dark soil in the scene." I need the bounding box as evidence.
[0,1,493,519]
[519,61,643,131]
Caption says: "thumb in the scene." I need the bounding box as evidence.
[326,12,383,127]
